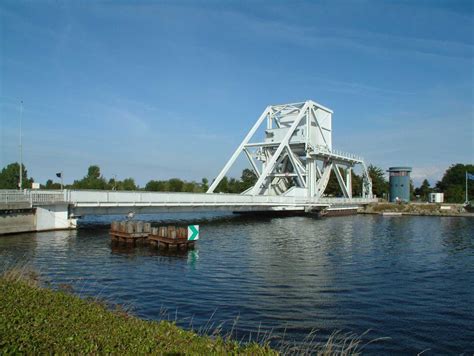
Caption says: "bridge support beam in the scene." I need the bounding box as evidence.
[207,100,373,202]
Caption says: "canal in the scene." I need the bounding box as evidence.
[0,214,472,354]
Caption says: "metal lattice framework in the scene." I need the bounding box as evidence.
[207,100,373,200]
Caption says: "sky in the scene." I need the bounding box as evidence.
[1,0,473,187]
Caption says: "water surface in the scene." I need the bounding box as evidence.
[1,214,473,354]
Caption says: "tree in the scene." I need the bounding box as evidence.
[215,176,229,193]
[105,177,138,191]
[212,169,259,194]
[72,165,107,190]
[0,162,30,189]
[201,178,209,192]
[119,178,137,191]
[227,178,241,193]
[414,179,431,201]
[107,178,117,190]
[325,168,343,197]
[352,171,362,197]
[368,164,388,199]
[168,178,184,192]
[240,169,257,192]
[410,179,415,201]
[44,179,61,190]
[87,165,101,179]
[145,180,168,191]
[183,181,201,192]
[436,163,474,203]
[323,167,363,197]
[145,179,204,193]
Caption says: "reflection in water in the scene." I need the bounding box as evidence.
[440,217,474,252]
[0,214,473,354]
[110,241,193,259]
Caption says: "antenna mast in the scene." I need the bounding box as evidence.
[19,100,23,190]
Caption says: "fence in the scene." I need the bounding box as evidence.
[318,197,378,205]
[0,190,30,204]
[1,189,377,208]
[0,190,65,206]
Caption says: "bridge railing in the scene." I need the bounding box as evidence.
[312,145,364,162]
[330,149,363,162]
[30,190,65,204]
[66,190,311,206]
[0,190,31,204]
[0,190,65,206]
[1,189,378,207]
[65,190,376,206]
[318,197,378,204]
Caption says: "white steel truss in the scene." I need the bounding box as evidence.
[207,100,373,200]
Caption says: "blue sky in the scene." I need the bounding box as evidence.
[1,1,473,187]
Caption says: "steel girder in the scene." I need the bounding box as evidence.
[207,100,373,200]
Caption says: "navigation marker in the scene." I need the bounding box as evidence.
[187,225,199,241]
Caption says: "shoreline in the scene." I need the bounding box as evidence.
[358,202,473,218]
[0,271,371,355]
[0,274,275,355]
[358,211,473,218]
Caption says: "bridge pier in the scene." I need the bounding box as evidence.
[35,204,77,232]
[0,201,76,236]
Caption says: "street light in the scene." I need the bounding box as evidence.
[56,171,64,190]
[19,100,23,190]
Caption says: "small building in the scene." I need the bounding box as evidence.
[388,167,412,202]
[429,192,444,203]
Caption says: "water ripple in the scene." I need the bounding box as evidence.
[1,214,473,353]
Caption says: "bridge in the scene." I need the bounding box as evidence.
[0,100,377,234]
[1,189,373,215]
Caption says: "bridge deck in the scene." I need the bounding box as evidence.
[67,190,324,215]
[1,190,377,216]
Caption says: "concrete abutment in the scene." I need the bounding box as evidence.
[0,203,77,235]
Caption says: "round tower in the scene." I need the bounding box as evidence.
[388,167,412,202]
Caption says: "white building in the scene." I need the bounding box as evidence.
[429,192,444,203]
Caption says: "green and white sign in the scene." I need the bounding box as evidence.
[187,225,199,241]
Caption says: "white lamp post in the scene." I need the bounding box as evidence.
[19,100,23,190]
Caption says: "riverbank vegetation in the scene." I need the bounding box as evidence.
[360,202,466,216]
[0,268,379,355]
[0,270,274,354]
[432,163,474,203]
[1,162,472,203]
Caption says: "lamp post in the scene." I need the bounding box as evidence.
[19,100,23,190]
[466,171,469,204]
[56,172,64,190]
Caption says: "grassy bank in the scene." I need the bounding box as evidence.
[0,268,376,355]
[359,202,470,216]
[0,272,274,354]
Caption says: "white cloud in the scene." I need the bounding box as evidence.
[411,166,447,186]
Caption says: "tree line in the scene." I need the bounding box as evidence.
[0,163,256,194]
[413,163,474,203]
[0,162,472,203]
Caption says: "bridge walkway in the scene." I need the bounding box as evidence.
[1,190,376,216]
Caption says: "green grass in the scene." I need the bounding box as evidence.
[0,274,274,355]
[0,268,381,355]
[367,202,460,215]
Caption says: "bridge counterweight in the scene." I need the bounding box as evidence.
[207,100,373,201]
